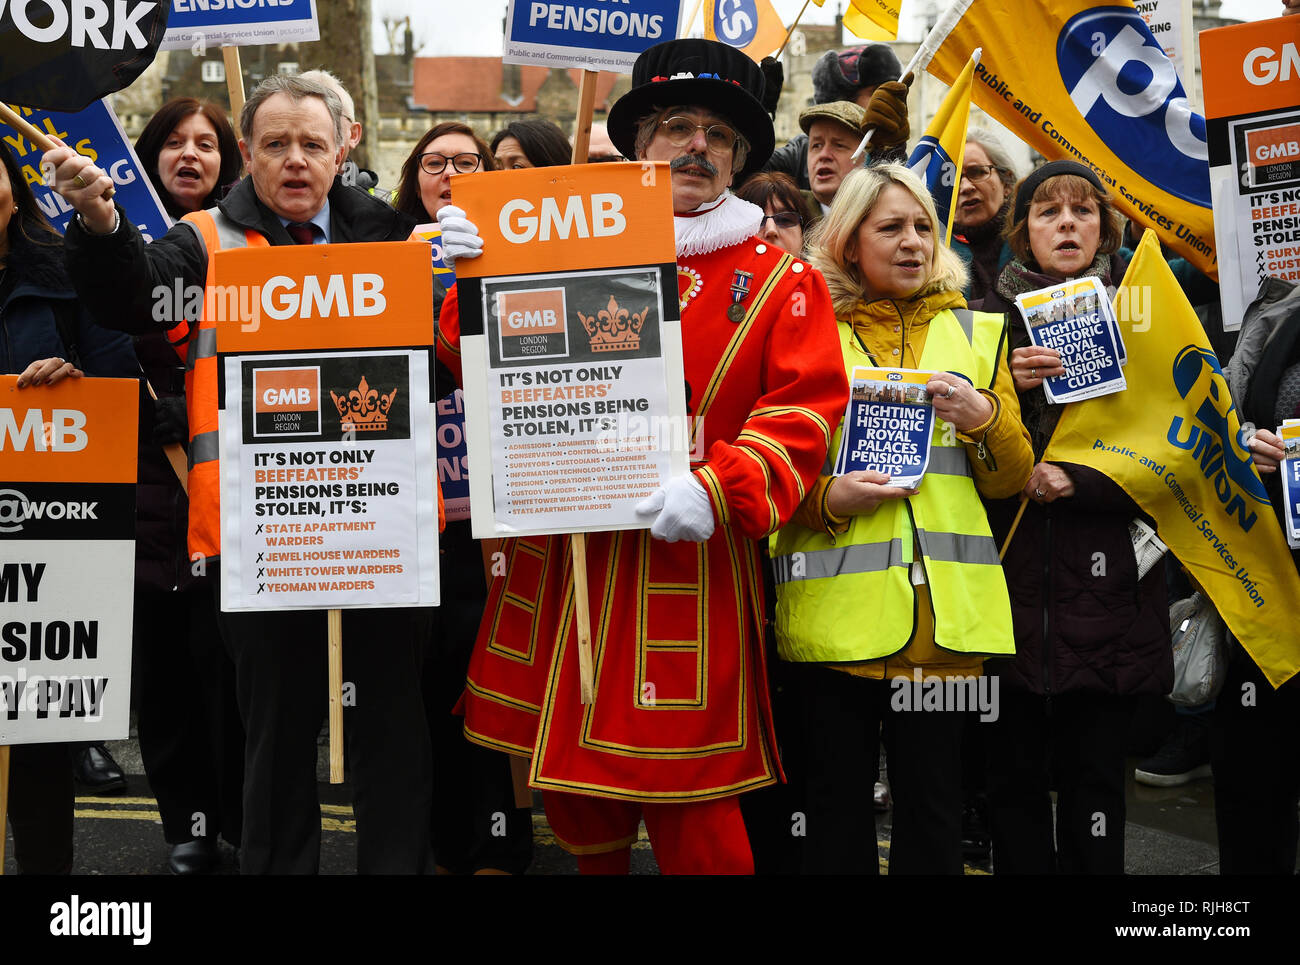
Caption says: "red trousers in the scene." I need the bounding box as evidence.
[543,791,753,875]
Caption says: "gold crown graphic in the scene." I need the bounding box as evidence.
[329,375,398,432]
[577,295,649,353]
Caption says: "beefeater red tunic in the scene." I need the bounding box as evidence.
[436,196,847,803]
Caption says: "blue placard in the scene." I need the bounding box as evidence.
[1281,425,1300,549]
[504,0,682,73]
[1017,278,1128,404]
[0,99,171,241]
[834,368,937,489]
[161,0,318,50]
[437,388,471,522]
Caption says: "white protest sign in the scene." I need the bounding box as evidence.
[451,162,687,538]
[503,0,685,72]
[1203,16,1300,331]
[161,0,320,50]
[214,242,440,611]
[0,377,138,745]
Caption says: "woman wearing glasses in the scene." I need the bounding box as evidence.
[736,172,812,257]
[397,124,535,874]
[394,122,497,224]
[952,131,1019,305]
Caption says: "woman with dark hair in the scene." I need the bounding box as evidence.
[976,160,1172,874]
[1,141,138,874]
[735,171,812,257]
[491,118,572,170]
[397,122,532,873]
[133,98,242,219]
[132,98,248,874]
[394,122,496,224]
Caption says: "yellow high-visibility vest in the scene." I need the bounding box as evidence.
[772,308,1016,663]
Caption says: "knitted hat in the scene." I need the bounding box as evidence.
[1012,160,1107,225]
[811,44,903,105]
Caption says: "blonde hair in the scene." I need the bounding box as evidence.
[808,163,968,315]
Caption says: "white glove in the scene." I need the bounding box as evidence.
[436,205,483,267]
[636,473,716,542]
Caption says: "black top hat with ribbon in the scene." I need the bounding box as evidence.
[607,39,775,184]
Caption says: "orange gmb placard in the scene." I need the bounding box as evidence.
[0,376,138,484]
[212,241,434,353]
[1201,16,1300,120]
[450,161,676,279]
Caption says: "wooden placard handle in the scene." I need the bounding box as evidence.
[570,69,599,165]
[0,101,114,200]
[999,494,1030,561]
[223,47,247,132]
[328,609,344,784]
[0,745,9,875]
[143,380,189,493]
[571,534,596,704]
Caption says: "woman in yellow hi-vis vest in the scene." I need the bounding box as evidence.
[771,164,1032,874]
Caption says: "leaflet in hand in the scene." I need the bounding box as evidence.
[834,367,937,488]
[1280,421,1300,549]
[1015,277,1127,404]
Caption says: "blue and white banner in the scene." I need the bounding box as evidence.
[0,99,171,239]
[503,0,684,73]
[1016,277,1127,405]
[437,389,471,522]
[161,0,319,51]
[834,367,937,488]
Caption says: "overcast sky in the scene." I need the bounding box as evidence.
[376,0,1287,57]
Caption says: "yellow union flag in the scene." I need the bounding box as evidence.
[925,0,1217,279]
[704,0,788,62]
[906,48,978,247]
[844,0,900,41]
[1044,231,1300,688]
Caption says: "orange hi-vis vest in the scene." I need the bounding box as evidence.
[177,207,445,561]
[179,207,269,561]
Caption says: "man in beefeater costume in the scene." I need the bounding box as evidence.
[436,39,847,874]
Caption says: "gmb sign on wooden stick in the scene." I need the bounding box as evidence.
[0,376,138,746]
[453,161,688,539]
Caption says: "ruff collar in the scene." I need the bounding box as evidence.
[674,193,764,258]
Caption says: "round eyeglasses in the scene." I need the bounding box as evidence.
[960,164,998,184]
[659,116,739,153]
[419,152,482,176]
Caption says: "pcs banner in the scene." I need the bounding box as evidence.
[927,0,1216,277]
[504,0,683,72]
[0,376,138,745]
[162,0,320,50]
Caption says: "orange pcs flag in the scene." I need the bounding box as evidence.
[704,0,789,62]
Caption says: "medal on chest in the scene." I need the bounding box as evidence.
[727,269,753,323]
